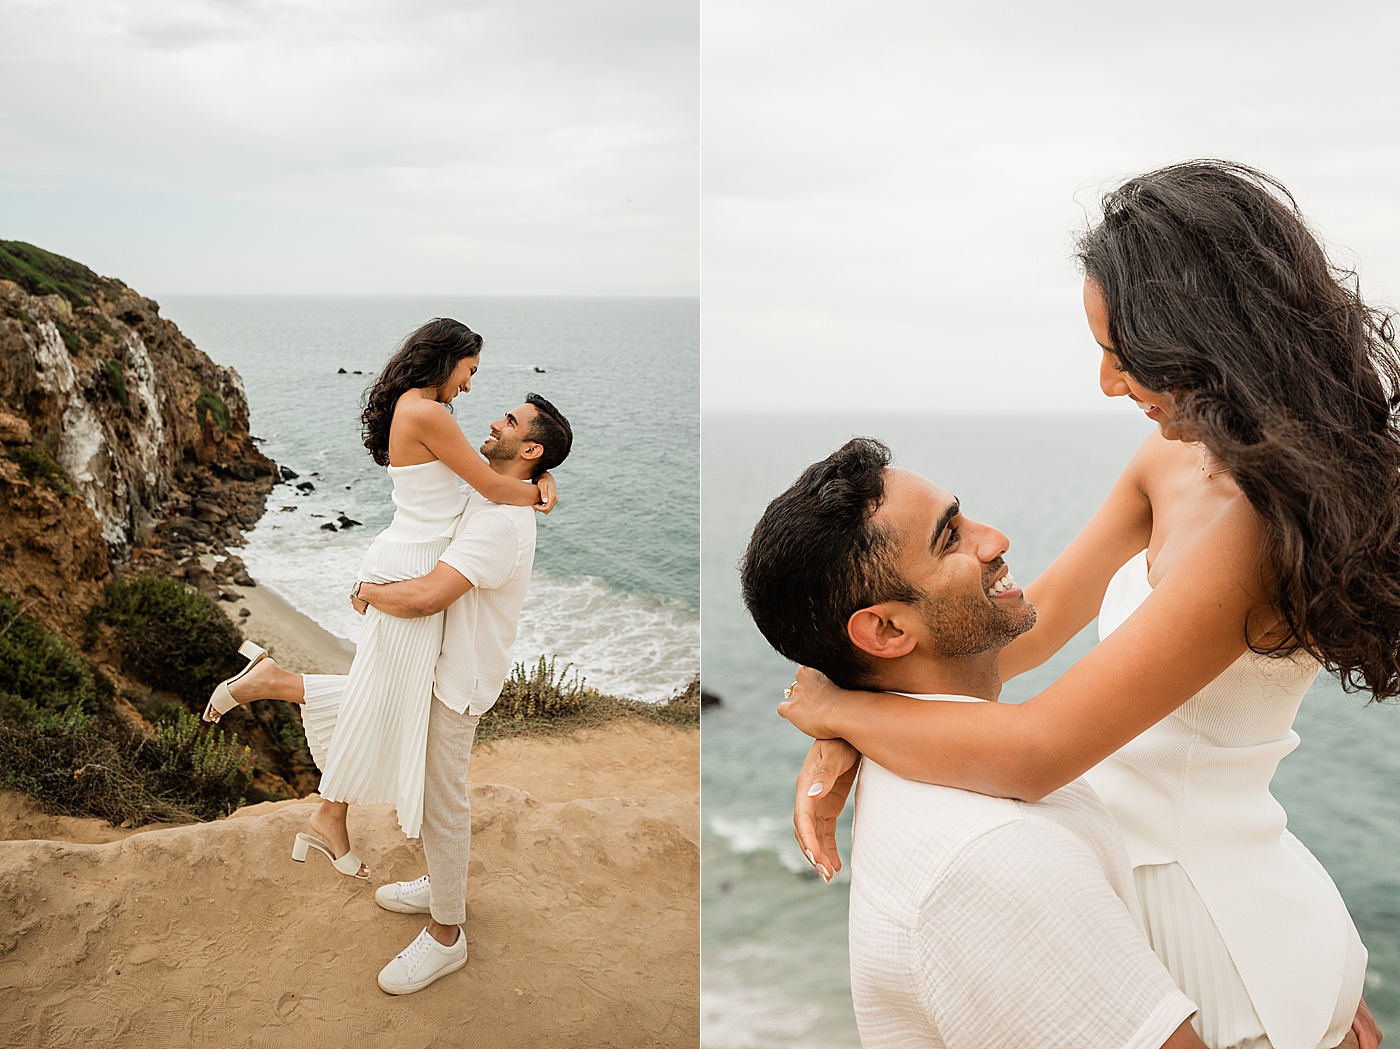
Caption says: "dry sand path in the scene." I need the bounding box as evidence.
[0,720,699,1048]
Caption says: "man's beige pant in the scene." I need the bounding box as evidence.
[302,676,479,926]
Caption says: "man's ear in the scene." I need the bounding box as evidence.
[847,604,917,661]
[519,441,543,463]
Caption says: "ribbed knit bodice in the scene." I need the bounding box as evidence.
[1084,550,1362,1049]
[378,460,467,543]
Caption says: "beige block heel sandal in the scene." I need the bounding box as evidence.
[202,640,268,723]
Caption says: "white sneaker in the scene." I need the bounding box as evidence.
[377,926,466,995]
[375,873,432,914]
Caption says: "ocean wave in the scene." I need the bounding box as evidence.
[237,503,697,702]
[701,986,829,1049]
[708,814,809,874]
[514,574,698,701]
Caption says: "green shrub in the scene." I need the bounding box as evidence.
[126,686,185,726]
[7,446,74,498]
[0,241,98,306]
[0,595,252,824]
[55,321,83,355]
[490,656,595,721]
[0,708,161,825]
[92,575,244,707]
[195,387,231,432]
[0,595,105,720]
[269,701,310,755]
[633,676,701,727]
[139,707,251,815]
[0,706,250,824]
[103,357,128,406]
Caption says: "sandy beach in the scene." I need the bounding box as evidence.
[0,581,699,1048]
[210,563,357,675]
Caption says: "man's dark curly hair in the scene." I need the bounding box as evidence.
[740,437,919,690]
[524,392,573,478]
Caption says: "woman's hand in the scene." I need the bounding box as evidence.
[1353,997,1382,1049]
[777,666,846,740]
[535,471,558,514]
[793,738,861,882]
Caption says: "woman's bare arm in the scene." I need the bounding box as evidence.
[396,397,544,507]
[781,497,1267,801]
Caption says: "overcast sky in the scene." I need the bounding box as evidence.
[0,0,697,296]
[704,0,1400,413]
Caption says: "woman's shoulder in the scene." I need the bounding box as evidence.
[1128,429,1198,473]
[391,390,448,427]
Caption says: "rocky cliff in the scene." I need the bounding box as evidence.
[0,241,275,635]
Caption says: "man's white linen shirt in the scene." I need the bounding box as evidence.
[848,693,1197,1049]
[432,489,536,716]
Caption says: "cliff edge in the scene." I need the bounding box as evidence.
[0,240,275,637]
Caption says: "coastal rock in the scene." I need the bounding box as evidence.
[0,453,109,636]
[278,465,298,481]
[0,407,30,444]
[0,242,275,575]
[336,514,361,528]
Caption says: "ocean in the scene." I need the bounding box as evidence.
[701,412,1400,1046]
[159,295,698,701]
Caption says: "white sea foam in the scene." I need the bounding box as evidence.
[708,814,809,874]
[238,490,698,702]
[514,574,698,700]
[701,984,851,1049]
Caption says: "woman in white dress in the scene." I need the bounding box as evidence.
[779,162,1397,1049]
[205,318,554,879]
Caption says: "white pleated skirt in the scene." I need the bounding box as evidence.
[1136,857,1366,1049]
[310,534,450,839]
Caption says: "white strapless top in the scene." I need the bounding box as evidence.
[1085,550,1364,1049]
[378,460,468,543]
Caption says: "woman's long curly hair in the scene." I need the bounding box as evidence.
[360,318,483,467]
[1078,159,1400,699]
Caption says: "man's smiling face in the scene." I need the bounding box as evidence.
[481,403,540,463]
[874,467,1036,657]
